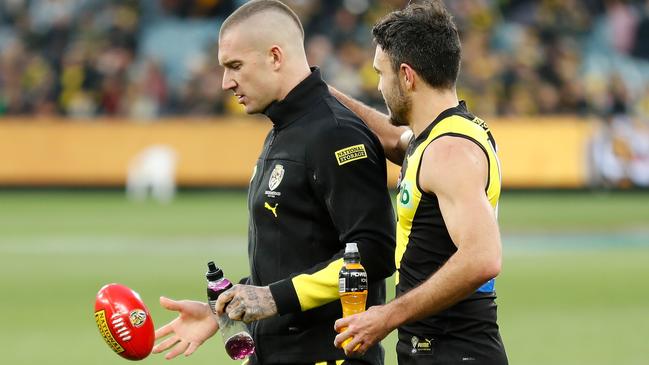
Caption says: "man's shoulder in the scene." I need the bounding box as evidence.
[308,95,378,143]
[300,96,385,168]
[419,135,489,195]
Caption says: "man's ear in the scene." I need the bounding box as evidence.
[400,63,416,91]
[269,45,283,71]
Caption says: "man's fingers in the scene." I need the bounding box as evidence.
[152,335,179,354]
[154,321,174,341]
[334,316,351,332]
[344,335,365,357]
[215,289,236,315]
[228,304,245,321]
[165,340,190,360]
[159,296,181,311]
[242,310,256,324]
[184,341,200,357]
[333,329,352,348]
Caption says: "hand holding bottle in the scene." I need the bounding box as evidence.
[206,262,256,360]
[334,304,393,357]
[214,284,278,323]
[337,242,368,350]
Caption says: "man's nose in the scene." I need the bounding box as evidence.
[222,77,236,91]
[222,69,236,90]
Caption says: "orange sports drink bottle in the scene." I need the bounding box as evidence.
[338,242,368,350]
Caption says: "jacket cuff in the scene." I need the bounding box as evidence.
[269,278,301,315]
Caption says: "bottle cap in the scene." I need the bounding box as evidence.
[343,242,361,261]
[344,242,359,254]
[206,261,224,281]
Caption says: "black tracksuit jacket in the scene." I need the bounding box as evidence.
[244,68,396,364]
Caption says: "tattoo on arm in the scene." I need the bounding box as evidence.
[228,286,277,323]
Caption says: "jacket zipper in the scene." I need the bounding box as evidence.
[251,127,277,285]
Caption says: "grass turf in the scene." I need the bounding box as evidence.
[0,190,647,365]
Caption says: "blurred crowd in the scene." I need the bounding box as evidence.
[0,0,649,120]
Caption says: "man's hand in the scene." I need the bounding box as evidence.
[215,284,277,323]
[333,305,394,357]
[152,297,218,360]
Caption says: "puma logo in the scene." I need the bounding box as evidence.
[264,202,278,218]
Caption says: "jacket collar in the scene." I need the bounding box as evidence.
[263,67,329,129]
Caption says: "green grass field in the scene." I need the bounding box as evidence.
[0,190,648,365]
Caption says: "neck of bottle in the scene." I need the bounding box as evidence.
[343,252,360,263]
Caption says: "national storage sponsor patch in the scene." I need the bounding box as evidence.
[335,144,367,165]
[95,310,125,354]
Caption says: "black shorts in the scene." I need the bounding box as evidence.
[396,330,508,365]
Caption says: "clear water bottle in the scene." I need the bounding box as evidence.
[206,261,255,360]
[338,242,368,349]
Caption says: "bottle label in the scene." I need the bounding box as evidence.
[339,267,368,293]
[207,280,233,301]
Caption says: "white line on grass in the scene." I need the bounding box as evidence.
[0,235,248,256]
[1,232,647,257]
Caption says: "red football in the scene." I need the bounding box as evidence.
[94,283,155,361]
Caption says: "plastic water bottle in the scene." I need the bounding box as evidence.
[338,243,368,349]
[205,262,255,360]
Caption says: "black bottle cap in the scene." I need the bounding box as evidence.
[206,261,224,281]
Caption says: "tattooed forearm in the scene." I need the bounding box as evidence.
[225,285,277,323]
[241,286,277,323]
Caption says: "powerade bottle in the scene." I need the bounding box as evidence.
[205,261,255,360]
[338,242,368,349]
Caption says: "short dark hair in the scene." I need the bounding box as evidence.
[372,0,461,89]
[221,0,304,39]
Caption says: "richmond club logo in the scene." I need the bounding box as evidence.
[129,309,147,328]
[268,164,284,191]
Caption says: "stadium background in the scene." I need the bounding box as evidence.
[0,0,648,364]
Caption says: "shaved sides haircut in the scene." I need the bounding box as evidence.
[221,0,304,39]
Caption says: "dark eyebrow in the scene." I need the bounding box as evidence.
[222,60,242,68]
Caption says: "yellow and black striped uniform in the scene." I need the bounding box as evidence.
[395,102,507,364]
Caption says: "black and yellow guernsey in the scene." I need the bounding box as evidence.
[245,68,395,365]
[395,101,505,352]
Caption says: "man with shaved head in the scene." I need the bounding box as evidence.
[152,1,396,364]
[218,0,309,115]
